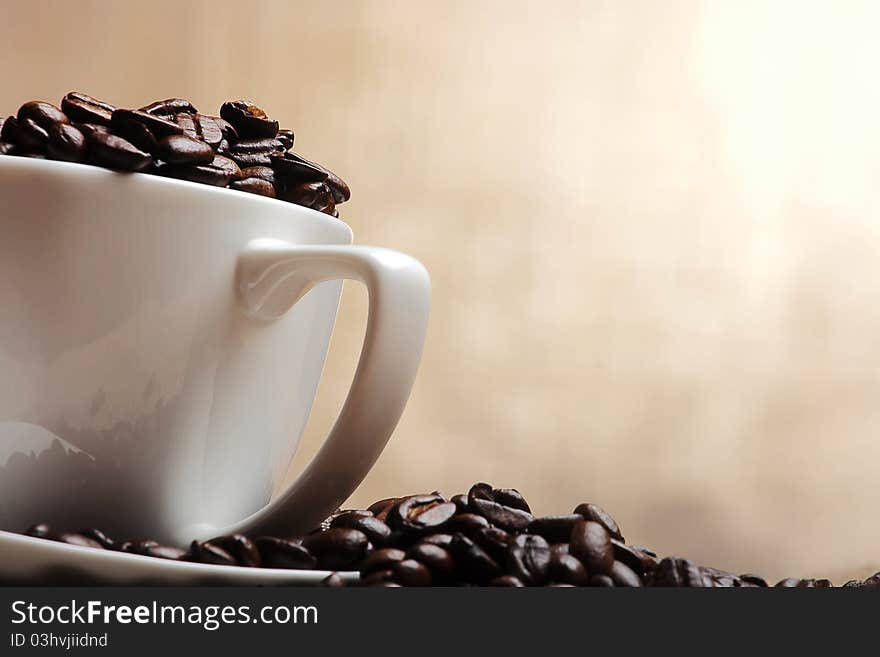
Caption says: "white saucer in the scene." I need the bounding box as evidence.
[0,530,359,585]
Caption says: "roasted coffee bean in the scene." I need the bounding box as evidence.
[490,575,525,587]
[254,537,316,570]
[270,152,328,185]
[451,494,469,514]
[330,512,391,546]
[775,578,833,588]
[651,557,712,587]
[78,528,115,550]
[549,583,576,587]
[0,142,13,155]
[610,560,642,587]
[362,569,395,585]
[227,137,284,167]
[87,132,152,171]
[407,543,455,582]
[589,574,615,587]
[46,123,87,162]
[388,495,457,532]
[142,544,189,560]
[156,134,215,165]
[505,534,551,586]
[74,123,110,140]
[471,526,511,564]
[360,548,406,576]
[213,116,238,141]
[467,482,534,532]
[61,92,115,125]
[739,574,769,587]
[391,559,432,586]
[369,581,402,588]
[573,503,624,541]
[189,540,238,566]
[550,543,570,558]
[162,154,240,186]
[17,118,49,151]
[700,566,740,588]
[420,533,454,550]
[229,177,277,198]
[205,534,261,567]
[173,113,223,148]
[449,534,500,584]
[493,489,531,513]
[528,515,582,544]
[611,539,648,577]
[112,119,157,155]
[320,572,347,587]
[628,545,659,575]
[547,552,589,586]
[120,540,159,555]
[302,528,370,571]
[1,116,19,143]
[58,533,104,550]
[239,165,277,185]
[220,100,279,138]
[140,98,197,116]
[18,101,68,130]
[570,520,614,575]
[282,181,336,213]
[367,497,400,519]
[445,513,490,536]
[276,128,294,150]
[111,109,183,139]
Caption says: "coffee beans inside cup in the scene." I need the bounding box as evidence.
[18,483,879,587]
[0,93,349,216]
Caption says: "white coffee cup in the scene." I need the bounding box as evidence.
[0,157,430,544]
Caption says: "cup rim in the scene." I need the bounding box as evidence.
[0,155,353,235]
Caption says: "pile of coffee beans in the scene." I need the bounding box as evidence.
[21,483,880,587]
[0,93,349,215]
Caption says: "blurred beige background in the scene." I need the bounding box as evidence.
[3,0,880,582]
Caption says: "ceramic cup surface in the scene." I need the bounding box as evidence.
[0,157,430,543]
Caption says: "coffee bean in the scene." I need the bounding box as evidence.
[360,548,406,576]
[699,565,740,588]
[451,494,469,514]
[204,534,261,567]
[739,574,769,587]
[111,109,183,138]
[573,503,623,541]
[87,132,152,171]
[156,134,215,165]
[610,560,642,587]
[367,497,400,518]
[162,154,240,186]
[0,142,13,155]
[112,119,158,155]
[389,495,457,532]
[254,537,317,570]
[392,559,432,586]
[282,181,336,214]
[407,543,455,582]
[18,101,68,130]
[449,534,500,584]
[550,543,570,558]
[628,545,659,575]
[142,544,189,560]
[589,574,615,587]
[528,515,582,544]
[189,540,238,567]
[362,569,395,585]
[58,533,104,550]
[471,526,511,564]
[46,123,86,162]
[320,572,347,587]
[229,177,277,198]
[213,116,238,141]
[1,116,19,143]
[651,557,712,587]
[276,128,294,150]
[611,539,647,577]
[120,540,159,555]
[239,165,277,185]
[220,100,279,138]
[420,533,454,550]
[330,512,391,546]
[173,113,223,149]
[570,519,614,575]
[549,583,576,587]
[17,118,49,152]
[74,123,110,140]
[61,92,115,125]
[270,152,328,185]
[445,513,490,536]
[505,534,550,586]
[227,137,284,167]
[467,482,534,532]
[548,552,589,586]
[77,528,116,550]
[140,98,198,116]
[490,575,525,587]
[776,578,833,588]
[302,528,370,571]
[493,488,531,513]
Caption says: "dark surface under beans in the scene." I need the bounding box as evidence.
[0,92,349,216]
[18,482,880,587]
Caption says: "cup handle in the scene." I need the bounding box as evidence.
[223,238,430,537]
